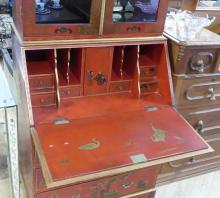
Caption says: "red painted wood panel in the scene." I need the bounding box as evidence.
[35,167,159,196]
[35,106,208,182]
[83,47,114,96]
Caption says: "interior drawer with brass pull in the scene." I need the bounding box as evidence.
[179,107,220,139]
[59,86,81,99]
[35,166,159,197]
[29,75,55,90]
[110,81,132,93]
[140,79,159,95]
[173,74,220,108]
[140,66,157,78]
[31,93,56,107]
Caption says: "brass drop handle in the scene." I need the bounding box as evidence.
[117,85,124,91]
[195,120,204,134]
[189,157,196,164]
[168,157,197,168]
[87,70,94,83]
[94,72,106,85]
[206,87,216,101]
[190,52,213,73]
[194,60,205,73]
[122,181,134,189]
[168,161,184,168]
[55,27,72,34]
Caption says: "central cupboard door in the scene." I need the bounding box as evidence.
[103,0,168,35]
[23,0,101,38]
[83,47,114,96]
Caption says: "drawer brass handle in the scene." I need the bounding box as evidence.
[116,85,124,91]
[94,72,106,86]
[122,181,134,189]
[168,161,183,168]
[55,27,72,34]
[206,87,216,101]
[168,157,197,168]
[87,70,94,84]
[195,120,204,134]
[186,82,220,101]
[189,52,213,73]
[127,26,141,32]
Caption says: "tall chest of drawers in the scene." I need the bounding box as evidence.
[159,29,220,184]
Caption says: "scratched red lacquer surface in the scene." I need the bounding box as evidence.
[34,106,208,181]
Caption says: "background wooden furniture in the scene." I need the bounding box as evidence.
[159,28,220,185]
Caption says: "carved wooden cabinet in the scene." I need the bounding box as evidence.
[12,0,168,41]
[11,1,214,198]
[159,29,220,185]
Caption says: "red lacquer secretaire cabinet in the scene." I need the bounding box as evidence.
[11,1,213,198]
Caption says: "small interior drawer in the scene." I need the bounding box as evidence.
[140,66,157,78]
[29,75,54,90]
[59,86,81,98]
[31,93,56,107]
[110,81,132,93]
[35,167,159,197]
[140,79,159,95]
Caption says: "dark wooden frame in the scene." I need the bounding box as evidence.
[14,0,102,41]
[103,0,169,36]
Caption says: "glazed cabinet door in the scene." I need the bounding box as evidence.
[83,47,114,96]
[22,0,102,39]
[103,0,168,35]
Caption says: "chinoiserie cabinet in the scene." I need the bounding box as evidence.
[158,29,220,185]
[11,1,213,198]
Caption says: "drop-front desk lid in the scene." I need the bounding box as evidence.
[32,106,212,188]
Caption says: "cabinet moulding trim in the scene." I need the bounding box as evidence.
[11,23,167,47]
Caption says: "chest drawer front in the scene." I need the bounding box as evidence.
[180,107,220,138]
[186,48,218,74]
[172,45,219,75]
[174,75,220,107]
[60,86,81,98]
[160,138,220,175]
[31,93,56,107]
[110,81,132,93]
[29,75,54,90]
[35,166,159,197]
[131,191,156,198]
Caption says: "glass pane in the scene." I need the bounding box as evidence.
[113,0,160,23]
[197,0,220,10]
[35,0,92,24]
